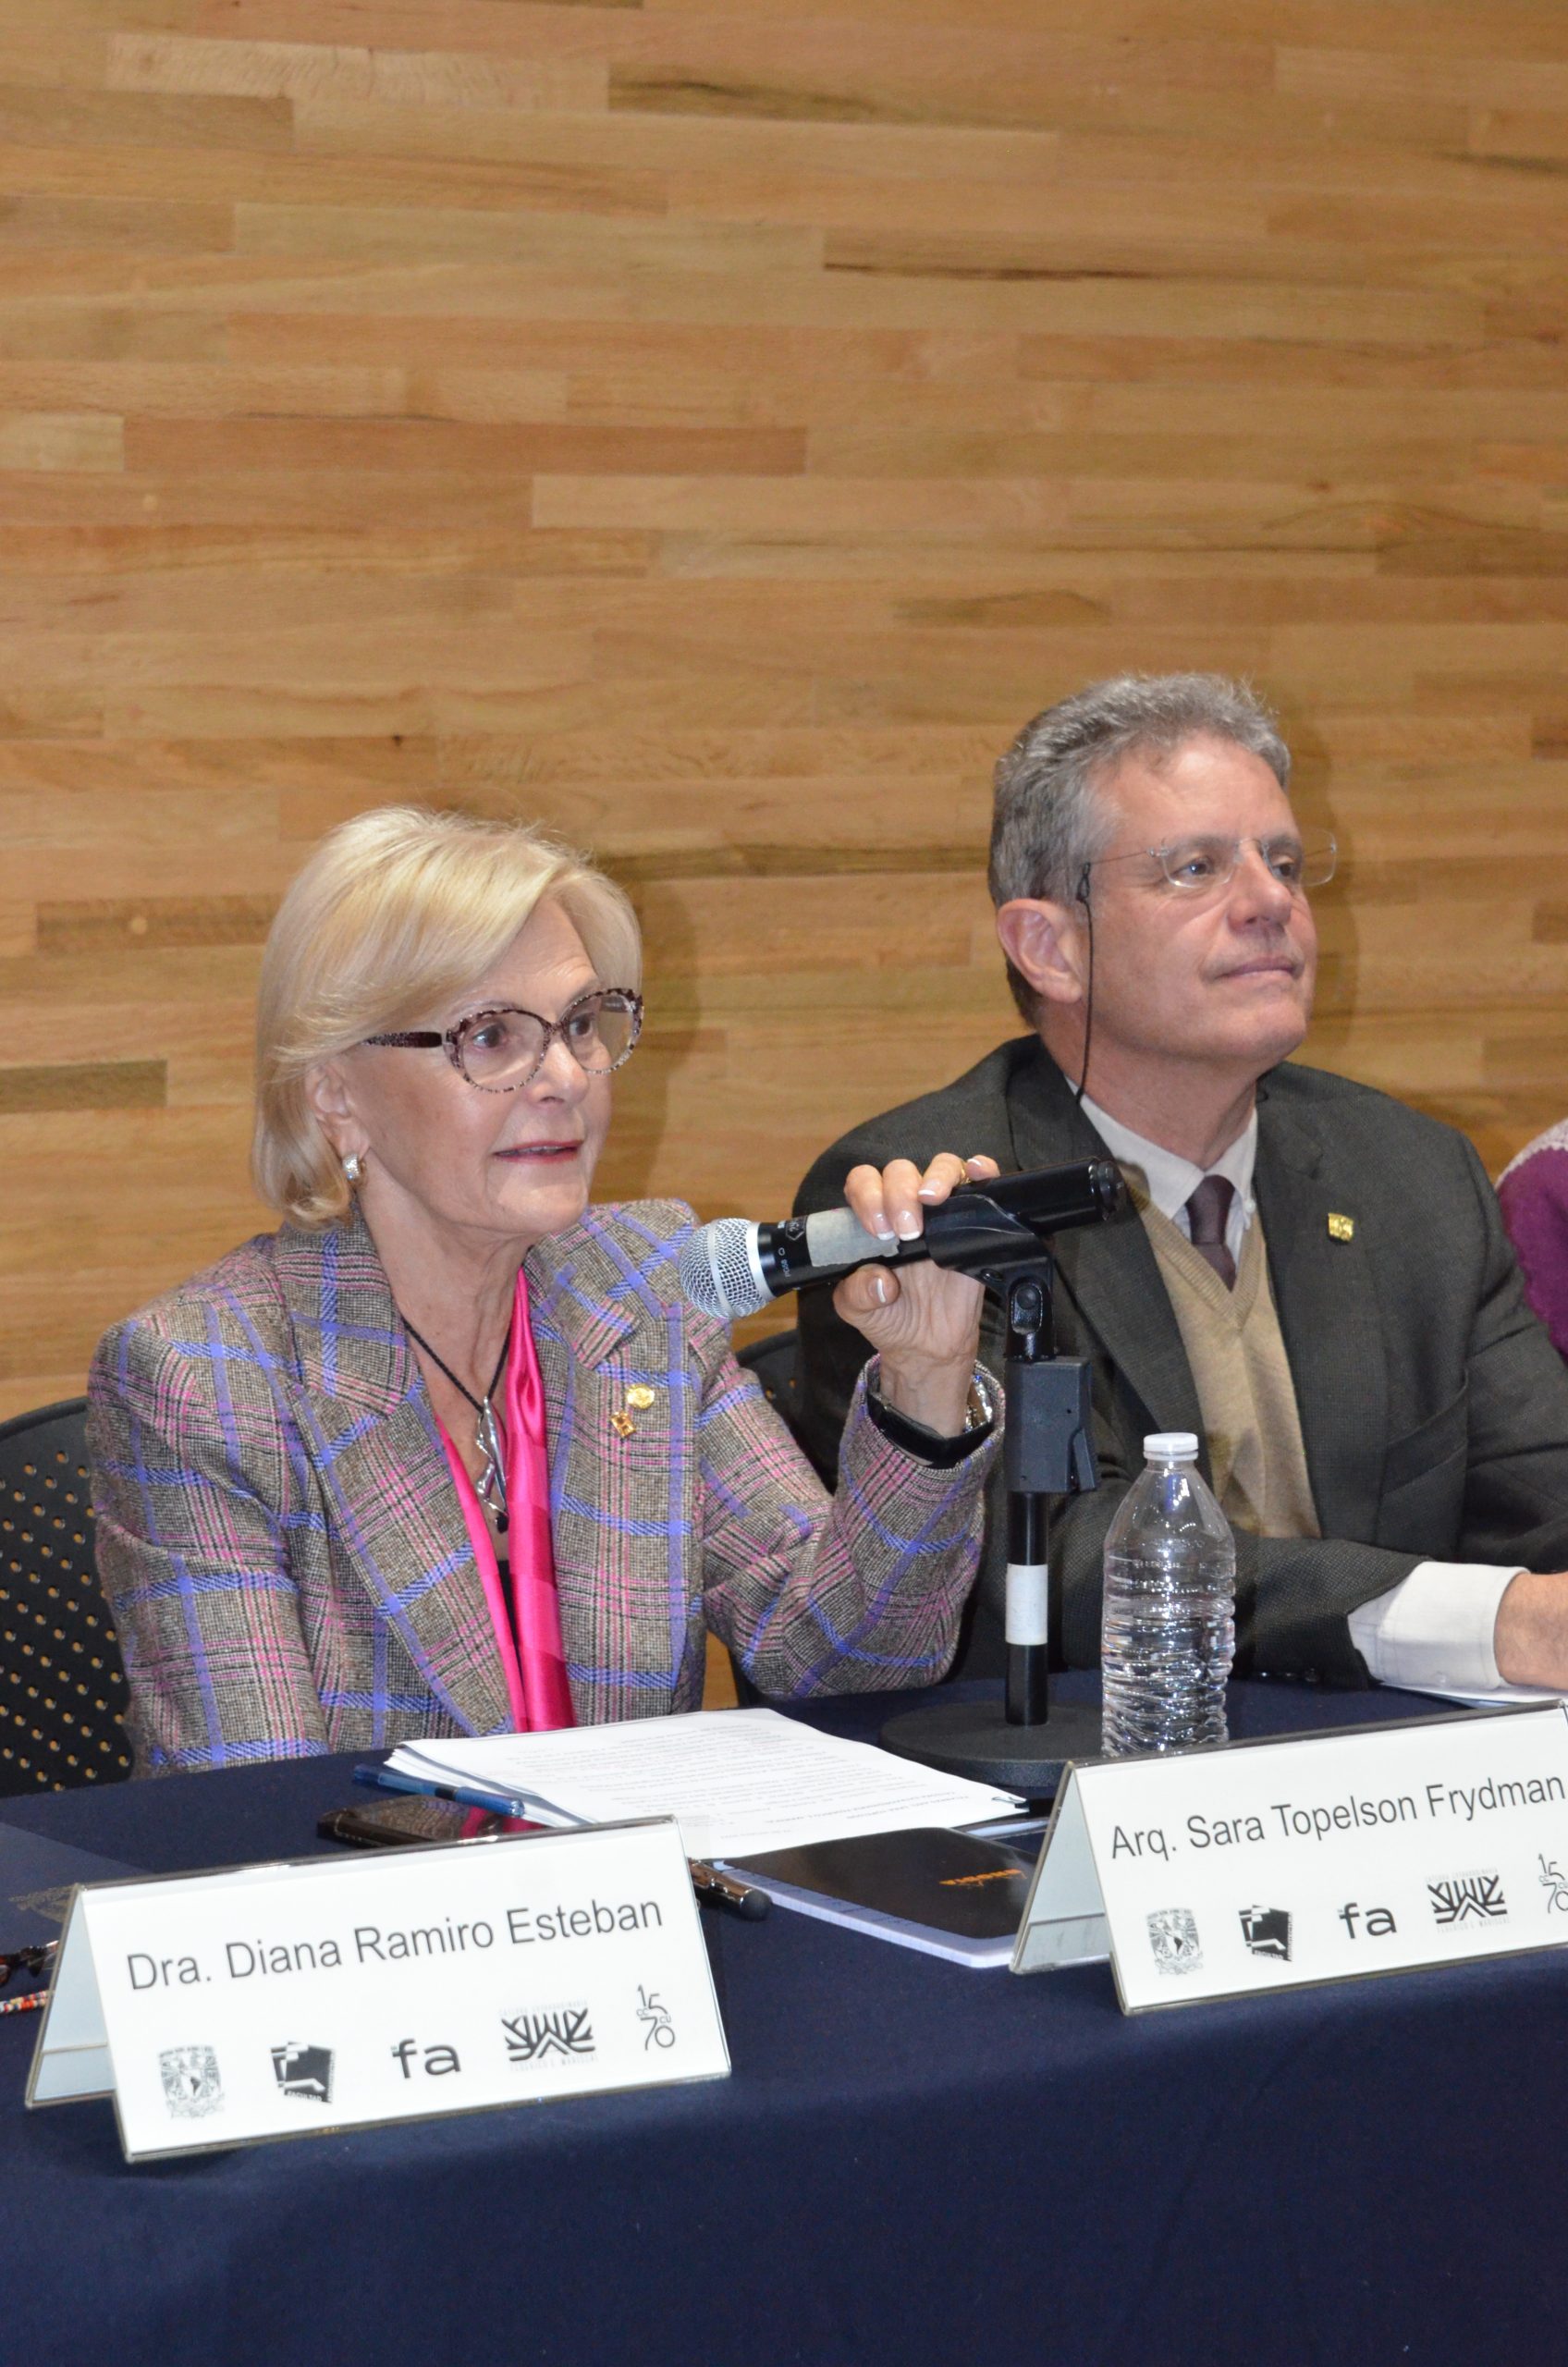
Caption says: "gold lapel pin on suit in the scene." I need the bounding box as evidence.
[1327,1213,1355,1242]
[611,1384,657,1439]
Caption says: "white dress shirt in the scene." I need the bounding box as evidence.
[1080,1093,1540,1701]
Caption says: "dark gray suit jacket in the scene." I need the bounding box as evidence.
[794,1037,1568,1685]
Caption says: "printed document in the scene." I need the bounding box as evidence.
[387,1710,1020,1860]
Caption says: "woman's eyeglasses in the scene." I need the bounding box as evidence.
[362,987,643,1095]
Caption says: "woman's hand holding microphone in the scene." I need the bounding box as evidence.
[832,1153,998,1439]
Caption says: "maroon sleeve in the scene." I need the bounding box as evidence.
[1498,1139,1568,1361]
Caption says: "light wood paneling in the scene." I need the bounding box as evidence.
[0,0,1565,1415]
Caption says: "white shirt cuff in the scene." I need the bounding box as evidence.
[1346,1561,1561,1702]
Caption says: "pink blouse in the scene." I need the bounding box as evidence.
[434,1267,575,1733]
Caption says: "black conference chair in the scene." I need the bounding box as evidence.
[0,1398,132,1799]
[735,1327,803,1439]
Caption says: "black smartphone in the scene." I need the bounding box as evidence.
[317,1796,544,1849]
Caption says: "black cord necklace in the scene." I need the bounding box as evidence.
[401,1315,509,1531]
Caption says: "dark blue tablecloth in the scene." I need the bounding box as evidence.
[3,1678,1564,2367]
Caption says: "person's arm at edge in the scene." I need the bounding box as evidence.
[1497,1138,1568,1362]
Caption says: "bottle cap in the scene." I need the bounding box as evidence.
[1144,1430,1199,1460]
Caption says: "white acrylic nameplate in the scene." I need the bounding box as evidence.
[1011,1703,1568,2011]
[27,1816,728,2160]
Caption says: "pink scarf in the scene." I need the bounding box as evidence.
[434,1267,575,1733]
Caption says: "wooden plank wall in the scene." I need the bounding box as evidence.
[2,0,1566,1417]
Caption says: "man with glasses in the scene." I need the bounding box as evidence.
[793,672,1568,1694]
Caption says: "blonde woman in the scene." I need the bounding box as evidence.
[89,809,999,1772]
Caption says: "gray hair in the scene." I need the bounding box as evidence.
[987,672,1292,1023]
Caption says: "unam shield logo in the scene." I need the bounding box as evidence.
[1146,1907,1203,1976]
[159,2044,223,2118]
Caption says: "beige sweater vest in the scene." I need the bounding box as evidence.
[1135,1196,1321,1540]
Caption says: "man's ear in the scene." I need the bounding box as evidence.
[302,1057,362,1161]
[995,897,1089,1008]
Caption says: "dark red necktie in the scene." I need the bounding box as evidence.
[1184,1174,1236,1290]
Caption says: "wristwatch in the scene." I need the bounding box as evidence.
[864,1364,998,1468]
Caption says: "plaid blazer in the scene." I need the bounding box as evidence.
[88,1201,996,1772]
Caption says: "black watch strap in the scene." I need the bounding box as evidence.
[864,1372,996,1468]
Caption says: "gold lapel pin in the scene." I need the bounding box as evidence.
[1328,1213,1354,1242]
[611,1384,656,1439]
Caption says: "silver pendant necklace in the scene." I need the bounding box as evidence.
[401,1315,510,1531]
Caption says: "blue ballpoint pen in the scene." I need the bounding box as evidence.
[352,1761,562,1822]
[349,1763,769,1919]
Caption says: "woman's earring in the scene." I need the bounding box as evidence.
[342,1151,364,1186]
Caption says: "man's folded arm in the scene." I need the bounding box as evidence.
[1349,1136,1568,1699]
[1050,1490,1418,1686]
[1346,1564,1532,1699]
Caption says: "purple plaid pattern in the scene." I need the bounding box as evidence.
[88,1201,997,1773]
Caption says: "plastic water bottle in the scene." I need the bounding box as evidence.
[1100,1432,1236,1758]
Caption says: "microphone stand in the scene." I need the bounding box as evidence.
[879,1255,1105,1800]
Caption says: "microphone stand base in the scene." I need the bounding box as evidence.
[879,1697,1105,1802]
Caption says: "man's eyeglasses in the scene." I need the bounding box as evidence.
[1084,834,1338,901]
[363,988,643,1095]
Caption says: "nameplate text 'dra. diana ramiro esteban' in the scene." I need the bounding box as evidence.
[29,1817,729,2161]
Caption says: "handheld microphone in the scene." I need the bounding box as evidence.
[678,1159,1123,1322]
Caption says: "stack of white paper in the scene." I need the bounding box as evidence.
[387,1709,1021,1862]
